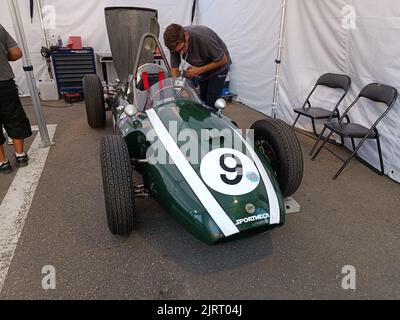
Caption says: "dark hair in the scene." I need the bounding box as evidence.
[164,24,185,51]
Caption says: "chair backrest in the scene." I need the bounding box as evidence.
[358,83,398,107]
[301,73,351,110]
[316,73,351,91]
[339,82,398,124]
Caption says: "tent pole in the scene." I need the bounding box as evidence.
[271,0,287,118]
[7,0,51,148]
[36,0,50,48]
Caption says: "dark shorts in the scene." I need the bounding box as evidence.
[0,79,32,145]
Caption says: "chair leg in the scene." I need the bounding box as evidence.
[376,136,385,175]
[311,119,317,136]
[309,126,328,156]
[292,114,301,128]
[333,149,361,180]
[333,138,373,180]
[335,113,345,146]
[351,138,356,151]
[311,130,334,161]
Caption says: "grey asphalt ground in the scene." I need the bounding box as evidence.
[0,97,399,300]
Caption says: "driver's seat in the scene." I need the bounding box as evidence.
[137,72,165,91]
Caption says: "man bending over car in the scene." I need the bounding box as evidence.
[163,23,231,108]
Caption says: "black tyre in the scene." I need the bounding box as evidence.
[251,117,303,197]
[83,74,106,128]
[100,136,135,236]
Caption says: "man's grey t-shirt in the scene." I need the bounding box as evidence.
[170,25,231,81]
[0,24,18,81]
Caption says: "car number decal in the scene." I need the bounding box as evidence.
[200,149,261,196]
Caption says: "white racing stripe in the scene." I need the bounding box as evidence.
[0,125,57,294]
[146,109,240,237]
[225,122,281,225]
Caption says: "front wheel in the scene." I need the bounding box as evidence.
[100,136,135,236]
[251,118,303,197]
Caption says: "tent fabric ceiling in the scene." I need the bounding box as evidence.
[3,0,400,182]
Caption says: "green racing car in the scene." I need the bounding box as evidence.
[83,7,303,245]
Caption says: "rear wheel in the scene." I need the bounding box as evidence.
[251,117,303,197]
[100,136,135,236]
[83,74,106,128]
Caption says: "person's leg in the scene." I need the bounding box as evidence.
[0,144,6,163]
[0,143,12,173]
[0,82,13,173]
[1,80,32,165]
[12,139,24,154]
[0,88,7,164]
[199,79,209,104]
[0,131,12,173]
[204,71,228,108]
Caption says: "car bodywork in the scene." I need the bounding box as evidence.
[115,77,286,244]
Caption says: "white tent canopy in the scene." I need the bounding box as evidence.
[2,0,400,183]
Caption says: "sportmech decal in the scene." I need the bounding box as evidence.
[235,213,270,226]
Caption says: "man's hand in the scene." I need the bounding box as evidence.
[8,47,23,61]
[171,67,180,79]
[184,66,202,79]
[184,53,228,79]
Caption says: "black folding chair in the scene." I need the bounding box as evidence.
[311,83,398,180]
[293,73,351,146]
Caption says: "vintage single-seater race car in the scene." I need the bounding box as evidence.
[83,7,303,245]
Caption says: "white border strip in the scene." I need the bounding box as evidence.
[225,122,281,225]
[146,109,239,237]
[0,125,57,294]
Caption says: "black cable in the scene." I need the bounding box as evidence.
[191,0,197,24]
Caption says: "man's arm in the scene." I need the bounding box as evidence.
[2,25,22,61]
[8,47,23,61]
[185,53,228,78]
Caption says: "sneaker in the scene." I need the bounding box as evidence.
[15,153,29,168]
[0,161,13,174]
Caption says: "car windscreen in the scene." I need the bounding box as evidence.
[137,77,202,110]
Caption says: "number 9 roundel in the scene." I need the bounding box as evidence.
[200,149,261,196]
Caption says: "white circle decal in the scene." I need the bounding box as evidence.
[200,148,261,196]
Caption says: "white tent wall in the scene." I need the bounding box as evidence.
[195,0,282,114]
[4,0,193,93]
[5,0,283,108]
[1,0,48,95]
[43,0,193,83]
[278,0,400,183]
